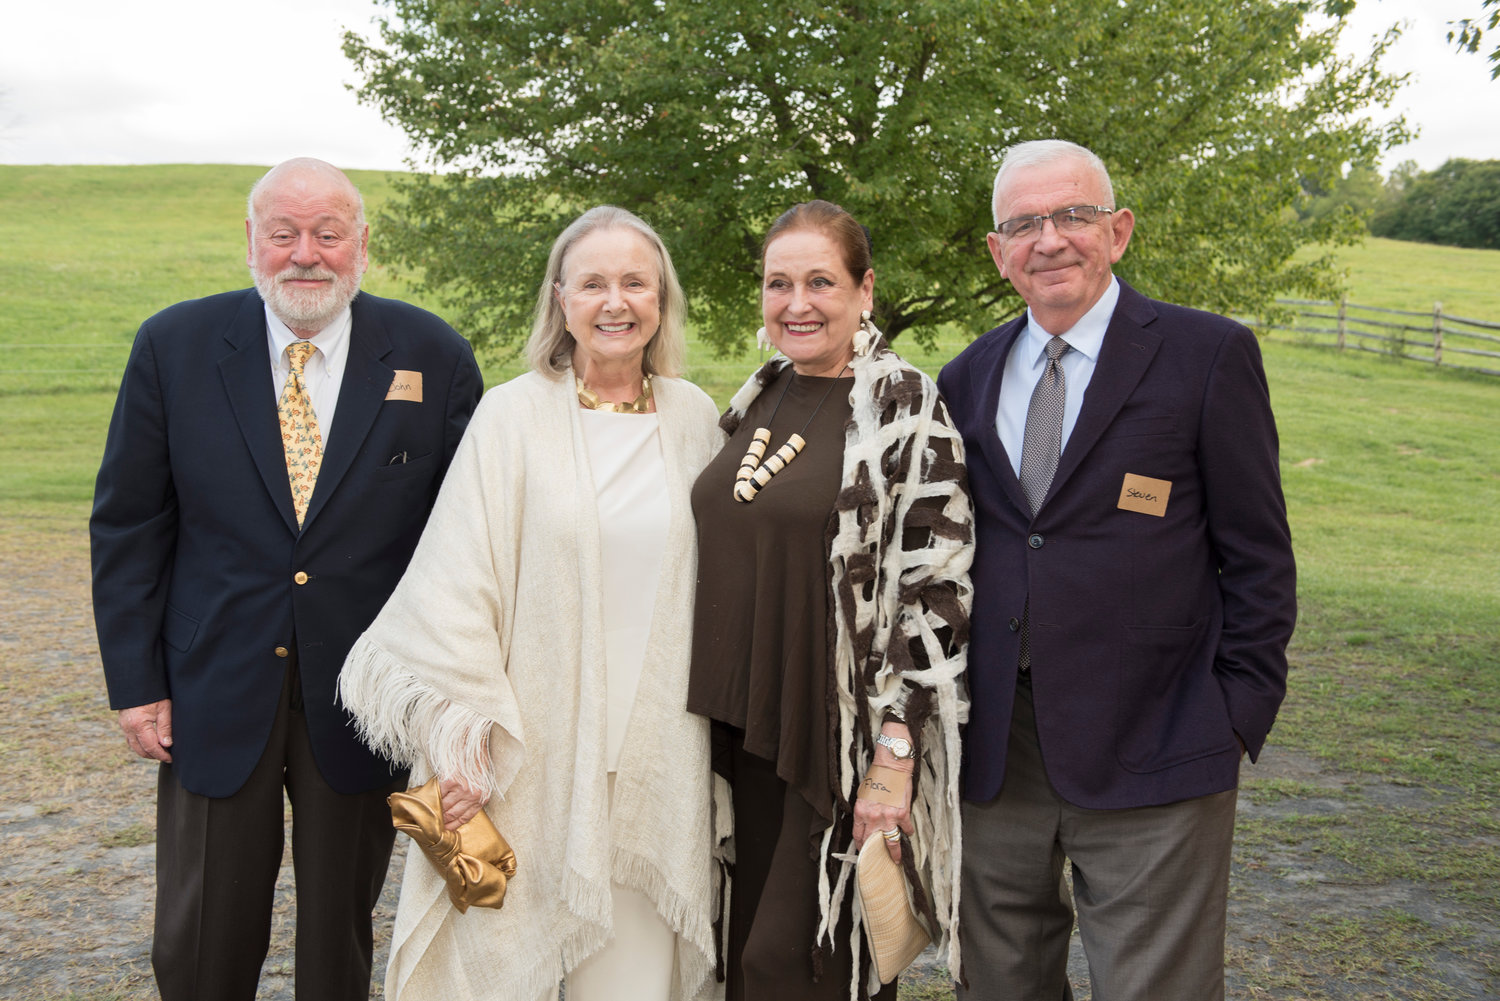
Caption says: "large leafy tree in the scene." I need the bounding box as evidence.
[346,0,1408,355]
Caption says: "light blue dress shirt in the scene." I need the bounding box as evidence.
[995,277,1121,478]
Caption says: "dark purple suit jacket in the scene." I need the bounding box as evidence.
[937,280,1295,809]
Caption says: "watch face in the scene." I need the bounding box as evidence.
[882,735,913,758]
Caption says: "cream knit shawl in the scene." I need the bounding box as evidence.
[722,343,973,997]
[340,369,727,1001]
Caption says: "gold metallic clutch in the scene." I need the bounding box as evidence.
[855,834,931,984]
[388,777,517,913]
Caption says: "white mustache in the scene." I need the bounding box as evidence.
[277,267,336,283]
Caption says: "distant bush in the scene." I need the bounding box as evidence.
[1296,163,1390,227]
[1370,158,1500,250]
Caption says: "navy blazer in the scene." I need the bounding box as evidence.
[91,288,483,798]
[938,280,1295,810]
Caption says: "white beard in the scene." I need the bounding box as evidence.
[251,263,363,333]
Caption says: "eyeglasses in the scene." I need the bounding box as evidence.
[996,205,1113,241]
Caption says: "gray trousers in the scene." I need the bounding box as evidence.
[957,680,1237,1001]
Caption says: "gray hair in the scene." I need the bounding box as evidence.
[526,206,688,379]
[247,157,366,234]
[991,140,1115,228]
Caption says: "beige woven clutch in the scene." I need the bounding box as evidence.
[855,834,931,983]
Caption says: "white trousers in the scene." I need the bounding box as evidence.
[537,773,678,1001]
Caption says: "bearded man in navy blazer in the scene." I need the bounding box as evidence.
[91,158,482,1001]
[938,140,1296,1000]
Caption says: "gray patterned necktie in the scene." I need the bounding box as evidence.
[1019,336,1071,516]
[1017,336,1069,676]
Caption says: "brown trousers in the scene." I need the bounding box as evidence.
[726,733,897,1001]
[151,658,402,1001]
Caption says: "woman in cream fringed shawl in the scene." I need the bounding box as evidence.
[339,206,728,1001]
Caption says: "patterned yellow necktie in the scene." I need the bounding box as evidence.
[278,341,324,528]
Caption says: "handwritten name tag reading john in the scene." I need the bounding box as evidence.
[1117,472,1171,517]
[386,370,423,402]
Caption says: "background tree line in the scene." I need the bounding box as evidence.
[1299,157,1500,251]
[345,0,1412,356]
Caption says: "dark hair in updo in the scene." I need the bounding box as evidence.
[761,200,873,284]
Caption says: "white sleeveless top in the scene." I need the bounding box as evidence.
[579,409,670,771]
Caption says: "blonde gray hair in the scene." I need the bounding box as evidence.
[991,140,1115,228]
[526,206,687,379]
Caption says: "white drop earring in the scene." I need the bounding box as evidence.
[852,310,875,356]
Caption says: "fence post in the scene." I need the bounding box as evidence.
[1433,301,1444,368]
[1337,294,1347,350]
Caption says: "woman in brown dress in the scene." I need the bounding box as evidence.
[688,200,974,1000]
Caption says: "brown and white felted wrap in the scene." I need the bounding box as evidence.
[339,369,728,1001]
[721,338,974,997]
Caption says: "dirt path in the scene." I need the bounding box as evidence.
[1,520,1493,1000]
[0,520,403,1001]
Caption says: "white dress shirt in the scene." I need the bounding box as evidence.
[995,277,1121,478]
[266,304,353,438]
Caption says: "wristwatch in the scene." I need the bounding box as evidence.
[876,733,915,760]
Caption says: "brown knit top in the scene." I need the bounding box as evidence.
[687,367,854,824]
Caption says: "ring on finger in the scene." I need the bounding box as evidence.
[881,828,901,843]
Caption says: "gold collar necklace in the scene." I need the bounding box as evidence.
[733,364,849,503]
[577,373,653,414]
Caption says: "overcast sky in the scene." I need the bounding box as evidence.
[1,0,1496,174]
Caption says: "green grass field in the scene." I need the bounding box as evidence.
[2,165,1497,997]
[1316,236,1500,320]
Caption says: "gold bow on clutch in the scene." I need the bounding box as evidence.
[388,777,518,913]
[855,834,931,984]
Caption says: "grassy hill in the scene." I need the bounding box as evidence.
[0,165,415,392]
[1314,236,1500,319]
[1,164,1496,997]
[3,164,1500,394]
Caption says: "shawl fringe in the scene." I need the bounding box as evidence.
[613,846,720,1000]
[338,636,502,799]
[613,846,715,954]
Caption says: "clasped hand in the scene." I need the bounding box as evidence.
[438,776,489,831]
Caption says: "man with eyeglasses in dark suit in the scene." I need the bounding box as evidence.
[938,139,1296,1000]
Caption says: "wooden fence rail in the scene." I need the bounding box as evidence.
[1251,297,1500,378]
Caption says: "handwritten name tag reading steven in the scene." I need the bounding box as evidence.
[1117,472,1171,517]
[386,370,423,402]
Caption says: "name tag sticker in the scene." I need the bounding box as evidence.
[386,370,423,402]
[1117,472,1171,517]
